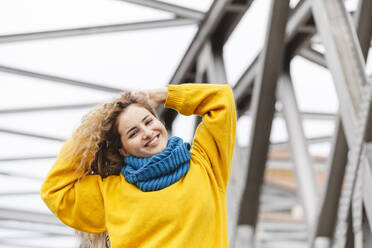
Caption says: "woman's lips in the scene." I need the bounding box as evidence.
[145,134,160,147]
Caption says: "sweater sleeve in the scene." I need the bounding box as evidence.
[40,138,106,233]
[165,83,237,192]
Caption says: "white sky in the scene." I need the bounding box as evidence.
[0,0,371,247]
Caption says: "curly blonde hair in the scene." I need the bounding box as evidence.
[66,91,158,247]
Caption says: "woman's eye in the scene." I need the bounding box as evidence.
[129,130,137,138]
[145,119,153,125]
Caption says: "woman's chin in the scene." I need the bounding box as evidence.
[135,138,167,157]
[148,141,167,155]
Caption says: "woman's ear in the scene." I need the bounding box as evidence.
[119,147,130,157]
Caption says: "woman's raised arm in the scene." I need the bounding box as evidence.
[164,83,237,192]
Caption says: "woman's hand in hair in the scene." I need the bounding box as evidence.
[132,88,168,110]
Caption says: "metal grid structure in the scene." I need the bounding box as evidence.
[1,0,371,247]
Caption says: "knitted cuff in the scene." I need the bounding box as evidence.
[165,85,185,113]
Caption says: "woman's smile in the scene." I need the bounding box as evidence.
[145,134,160,147]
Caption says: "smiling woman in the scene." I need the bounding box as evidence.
[40,83,236,248]
[117,104,169,157]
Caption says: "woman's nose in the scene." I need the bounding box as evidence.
[142,127,153,139]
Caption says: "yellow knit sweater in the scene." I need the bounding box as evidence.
[41,83,237,248]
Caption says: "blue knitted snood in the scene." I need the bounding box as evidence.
[121,136,191,192]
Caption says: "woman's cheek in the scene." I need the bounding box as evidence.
[134,137,142,149]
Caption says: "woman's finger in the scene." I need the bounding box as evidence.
[132,90,149,99]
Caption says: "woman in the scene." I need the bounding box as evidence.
[41,83,236,248]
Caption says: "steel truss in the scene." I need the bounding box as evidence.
[161,0,372,247]
[1,0,371,247]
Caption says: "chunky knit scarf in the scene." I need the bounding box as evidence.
[121,136,191,192]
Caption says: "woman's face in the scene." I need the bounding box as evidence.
[116,104,168,158]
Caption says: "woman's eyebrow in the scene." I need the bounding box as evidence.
[126,115,150,135]
[126,127,137,135]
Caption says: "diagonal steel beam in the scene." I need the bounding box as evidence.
[285,0,312,42]
[0,233,69,241]
[161,0,255,128]
[167,0,234,85]
[0,236,72,248]
[0,171,43,181]
[118,0,204,20]
[0,127,65,142]
[0,240,57,248]
[298,47,326,68]
[311,118,349,246]
[0,103,99,114]
[352,155,364,248]
[0,155,57,162]
[354,0,372,61]
[0,65,124,93]
[164,0,312,125]
[276,72,319,230]
[311,1,372,246]
[0,18,197,43]
[0,191,40,196]
[199,41,227,84]
[234,0,313,115]
[236,0,290,241]
[0,220,72,236]
[310,0,372,245]
[362,143,372,230]
[0,208,62,225]
[311,0,369,140]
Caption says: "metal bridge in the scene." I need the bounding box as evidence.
[0,0,371,247]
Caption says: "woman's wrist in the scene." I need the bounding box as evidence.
[149,87,168,105]
[131,87,168,110]
[148,87,168,108]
